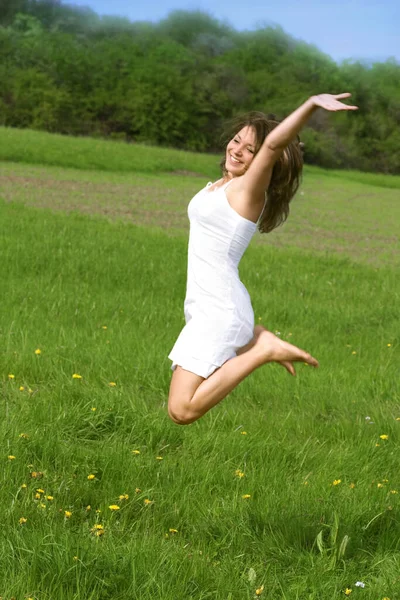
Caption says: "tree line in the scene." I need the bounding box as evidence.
[1,0,399,173]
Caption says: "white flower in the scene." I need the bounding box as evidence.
[355,581,365,588]
[365,416,371,421]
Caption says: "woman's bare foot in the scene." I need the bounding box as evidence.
[252,326,318,376]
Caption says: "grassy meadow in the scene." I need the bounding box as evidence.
[0,128,399,600]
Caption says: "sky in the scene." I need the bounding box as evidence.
[68,0,399,63]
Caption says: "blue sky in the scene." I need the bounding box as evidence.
[69,0,399,63]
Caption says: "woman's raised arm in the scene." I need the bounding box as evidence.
[240,93,358,199]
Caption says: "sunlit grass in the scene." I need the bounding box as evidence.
[0,195,398,599]
[0,129,399,598]
[1,125,400,188]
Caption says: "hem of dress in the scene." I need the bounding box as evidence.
[168,352,235,379]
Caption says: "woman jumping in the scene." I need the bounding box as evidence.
[168,93,358,425]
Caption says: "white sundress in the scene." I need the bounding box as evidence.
[168,179,264,378]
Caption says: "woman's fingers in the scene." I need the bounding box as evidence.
[334,92,352,99]
[332,103,358,111]
[315,93,358,111]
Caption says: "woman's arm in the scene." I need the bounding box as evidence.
[236,93,358,201]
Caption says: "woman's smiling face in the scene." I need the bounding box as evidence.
[225,126,257,177]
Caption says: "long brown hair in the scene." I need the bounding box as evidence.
[220,111,304,234]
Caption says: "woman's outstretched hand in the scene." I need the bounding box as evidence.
[312,93,358,111]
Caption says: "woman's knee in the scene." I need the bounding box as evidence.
[168,367,204,425]
[168,400,197,425]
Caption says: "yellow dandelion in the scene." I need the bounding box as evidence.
[30,471,44,479]
[8,374,15,379]
[352,351,357,355]
[87,474,96,480]
[34,348,41,355]
[132,450,141,455]
[344,589,352,596]
[36,488,45,494]
[383,479,389,482]
[19,517,27,525]
[72,374,82,379]
[91,523,105,536]
[349,483,355,489]
[242,494,251,499]
[46,495,53,501]
[19,386,25,391]
[28,388,33,394]
[169,528,178,534]
[380,434,389,440]
[240,431,247,435]
[156,456,163,460]
[256,585,264,596]
[119,494,129,501]
[135,487,142,494]
[144,498,153,505]
[109,381,117,387]
[34,493,41,499]
[95,509,101,514]
[86,505,91,511]
[102,325,107,330]
[95,528,105,536]
[376,443,380,447]
[73,556,79,561]
[8,455,16,460]
[39,502,46,509]
[91,407,96,411]
[21,483,27,489]
[304,481,309,486]
[332,479,341,486]
[108,504,120,511]
[19,433,29,439]
[387,343,392,347]
[390,490,398,494]
[64,511,72,518]
[377,483,384,488]
[235,469,245,478]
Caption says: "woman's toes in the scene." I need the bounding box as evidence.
[303,353,319,367]
[280,360,296,376]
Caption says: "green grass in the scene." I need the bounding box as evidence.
[1,125,400,188]
[1,157,399,268]
[0,126,222,179]
[0,128,399,599]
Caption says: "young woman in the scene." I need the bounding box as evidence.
[168,93,358,425]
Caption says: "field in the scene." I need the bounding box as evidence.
[0,128,399,600]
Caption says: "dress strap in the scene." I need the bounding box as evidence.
[257,193,268,225]
[222,178,235,191]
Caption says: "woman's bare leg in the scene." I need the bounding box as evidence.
[168,326,318,425]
